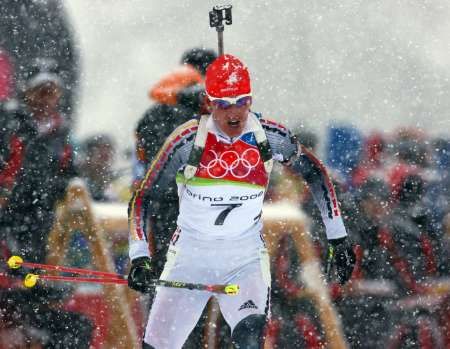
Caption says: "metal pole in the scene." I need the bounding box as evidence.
[217,28,224,55]
[209,5,232,56]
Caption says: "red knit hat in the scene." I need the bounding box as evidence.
[205,54,251,98]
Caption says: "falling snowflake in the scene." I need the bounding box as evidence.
[226,71,239,86]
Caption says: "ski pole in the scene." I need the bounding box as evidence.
[23,273,240,295]
[7,255,122,279]
[8,256,239,295]
[209,5,232,55]
[24,273,127,287]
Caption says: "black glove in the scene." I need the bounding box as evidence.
[328,237,356,285]
[127,256,154,293]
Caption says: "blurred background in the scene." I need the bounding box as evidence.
[66,0,450,151]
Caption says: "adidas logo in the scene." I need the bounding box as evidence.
[238,300,258,311]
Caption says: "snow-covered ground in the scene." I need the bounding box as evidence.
[66,0,450,151]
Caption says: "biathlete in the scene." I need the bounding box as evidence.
[127,54,355,349]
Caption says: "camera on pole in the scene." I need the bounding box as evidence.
[209,5,232,56]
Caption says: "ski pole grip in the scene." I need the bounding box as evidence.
[7,255,23,269]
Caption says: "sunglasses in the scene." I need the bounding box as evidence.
[208,94,252,110]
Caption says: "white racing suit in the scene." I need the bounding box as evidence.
[128,113,347,348]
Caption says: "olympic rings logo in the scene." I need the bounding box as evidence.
[200,148,261,179]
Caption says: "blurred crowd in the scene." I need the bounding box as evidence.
[0,33,217,346]
[1,2,450,348]
[266,125,450,348]
[0,51,93,347]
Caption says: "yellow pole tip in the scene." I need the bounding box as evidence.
[7,255,23,269]
[24,274,39,288]
[224,284,240,295]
